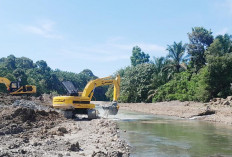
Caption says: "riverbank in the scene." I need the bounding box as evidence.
[119,101,232,125]
[0,96,130,157]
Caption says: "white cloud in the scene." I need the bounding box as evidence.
[22,20,62,39]
[56,41,166,63]
[215,27,229,36]
[136,43,166,53]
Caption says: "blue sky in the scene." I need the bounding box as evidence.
[0,0,232,77]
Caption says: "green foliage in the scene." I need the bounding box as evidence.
[106,28,232,103]
[130,46,150,66]
[206,34,232,56]
[206,54,232,98]
[187,27,214,72]
[153,71,198,102]
[107,64,155,103]
[0,55,108,100]
[153,53,232,102]
[166,41,187,73]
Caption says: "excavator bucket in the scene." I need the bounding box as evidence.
[102,101,119,115]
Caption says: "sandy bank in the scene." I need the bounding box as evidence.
[119,101,232,125]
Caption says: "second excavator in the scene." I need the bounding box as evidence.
[0,77,36,95]
[53,75,120,119]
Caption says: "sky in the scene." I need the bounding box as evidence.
[0,0,232,77]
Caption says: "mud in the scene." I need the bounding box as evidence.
[0,94,130,157]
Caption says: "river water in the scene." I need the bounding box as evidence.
[114,110,232,157]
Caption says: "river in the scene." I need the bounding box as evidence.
[113,110,232,157]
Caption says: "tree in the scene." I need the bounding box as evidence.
[166,41,187,73]
[113,64,155,103]
[206,34,232,56]
[16,57,34,69]
[36,60,49,70]
[187,27,214,72]
[5,55,16,70]
[13,69,28,85]
[130,46,150,66]
[147,57,169,101]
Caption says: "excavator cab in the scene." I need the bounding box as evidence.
[9,81,21,92]
[62,81,78,96]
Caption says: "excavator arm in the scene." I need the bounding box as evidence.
[0,77,11,91]
[82,75,120,101]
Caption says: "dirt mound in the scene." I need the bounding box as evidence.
[0,100,63,136]
[11,107,60,122]
[0,93,21,105]
[207,96,232,106]
[0,100,130,157]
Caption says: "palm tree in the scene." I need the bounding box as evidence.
[166,41,187,73]
[147,57,169,102]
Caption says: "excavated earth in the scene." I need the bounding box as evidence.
[0,94,130,157]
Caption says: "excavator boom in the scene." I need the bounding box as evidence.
[0,77,11,90]
[82,75,120,101]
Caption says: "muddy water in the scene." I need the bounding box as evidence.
[115,110,232,157]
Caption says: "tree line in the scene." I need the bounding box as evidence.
[106,27,232,102]
[0,55,108,100]
[1,27,231,103]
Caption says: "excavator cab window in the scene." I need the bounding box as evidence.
[10,81,20,92]
[62,81,78,96]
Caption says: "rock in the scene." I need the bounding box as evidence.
[58,127,68,134]
[8,143,20,149]
[109,151,123,157]
[57,132,64,136]
[223,101,230,106]
[206,106,211,111]
[58,153,63,157]
[227,96,232,101]
[0,152,11,157]
[92,151,107,157]
[23,137,29,143]
[33,142,39,146]
[212,98,217,102]
[79,152,85,156]
[21,149,27,154]
[69,142,80,152]
[220,99,226,104]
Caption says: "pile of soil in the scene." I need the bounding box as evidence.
[0,105,62,135]
[0,99,130,157]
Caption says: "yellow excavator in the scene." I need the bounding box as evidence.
[53,75,120,119]
[0,77,36,95]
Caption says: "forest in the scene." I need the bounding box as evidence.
[0,56,108,100]
[1,27,232,103]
